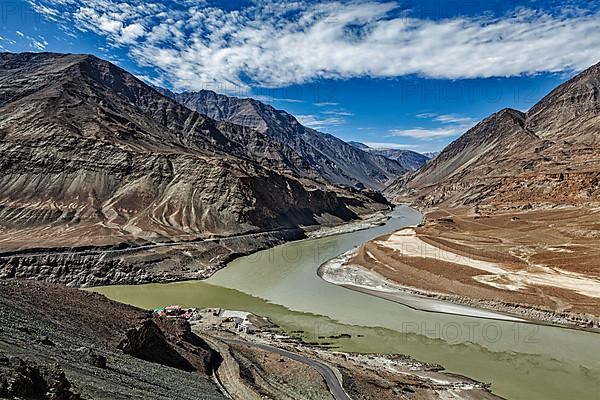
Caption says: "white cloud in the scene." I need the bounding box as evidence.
[364,142,443,153]
[29,3,60,20]
[296,114,346,130]
[389,127,465,139]
[364,142,421,150]
[135,73,164,88]
[31,39,46,50]
[119,22,145,44]
[314,102,340,107]
[323,110,353,116]
[416,113,477,125]
[252,95,304,104]
[390,112,477,139]
[93,12,123,34]
[26,1,600,91]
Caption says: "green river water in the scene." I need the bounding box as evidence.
[93,205,600,400]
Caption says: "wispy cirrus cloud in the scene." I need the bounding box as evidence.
[314,102,340,107]
[253,95,304,104]
[416,113,477,125]
[323,110,354,116]
[364,142,421,150]
[12,28,48,50]
[296,114,346,130]
[26,0,600,91]
[390,112,477,139]
[389,127,464,139]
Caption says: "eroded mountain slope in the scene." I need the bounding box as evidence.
[0,52,388,243]
[0,279,226,399]
[386,62,600,207]
[0,52,389,284]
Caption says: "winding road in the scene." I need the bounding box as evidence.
[0,227,302,259]
[224,339,351,400]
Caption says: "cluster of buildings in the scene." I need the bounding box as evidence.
[152,306,255,334]
[153,305,194,319]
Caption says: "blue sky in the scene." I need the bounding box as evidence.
[1,0,600,153]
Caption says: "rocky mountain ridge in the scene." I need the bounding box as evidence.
[386,61,600,207]
[0,52,389,284]
[161,89,408,190]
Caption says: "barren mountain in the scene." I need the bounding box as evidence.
[163,89,407,190]
[348,142,430,171]
[0,52,389,285]
[386,62,600,207]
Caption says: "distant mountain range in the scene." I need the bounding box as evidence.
[347,142,431,171]
[0,52,390,251]
[386,61,600,207]
[159,89,408,190]
[7,50,594,251]
[422,151,440,160]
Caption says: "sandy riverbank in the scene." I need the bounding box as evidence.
[318,248,526,322]
[319,206,600,330]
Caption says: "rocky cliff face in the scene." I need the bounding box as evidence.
[163,89,407,190]
[386,62,600,207]
[0,52,389,284]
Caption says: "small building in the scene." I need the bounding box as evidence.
[238,321,252,334]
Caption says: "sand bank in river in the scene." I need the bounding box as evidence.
[320,206,600,330]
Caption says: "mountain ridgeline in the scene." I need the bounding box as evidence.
[160,89,408,190]
[386,61,600,207]
[0,52,390,256]
[347,141,431,171]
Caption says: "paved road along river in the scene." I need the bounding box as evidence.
[93,205,600,400]
[224,338,350,400]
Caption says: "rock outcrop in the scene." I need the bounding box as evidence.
[0,279,226,399]
[0,228,305,287]
[119,318,220,374]
[0,356,83,400]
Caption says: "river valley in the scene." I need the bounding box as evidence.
[93,206,600,400]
